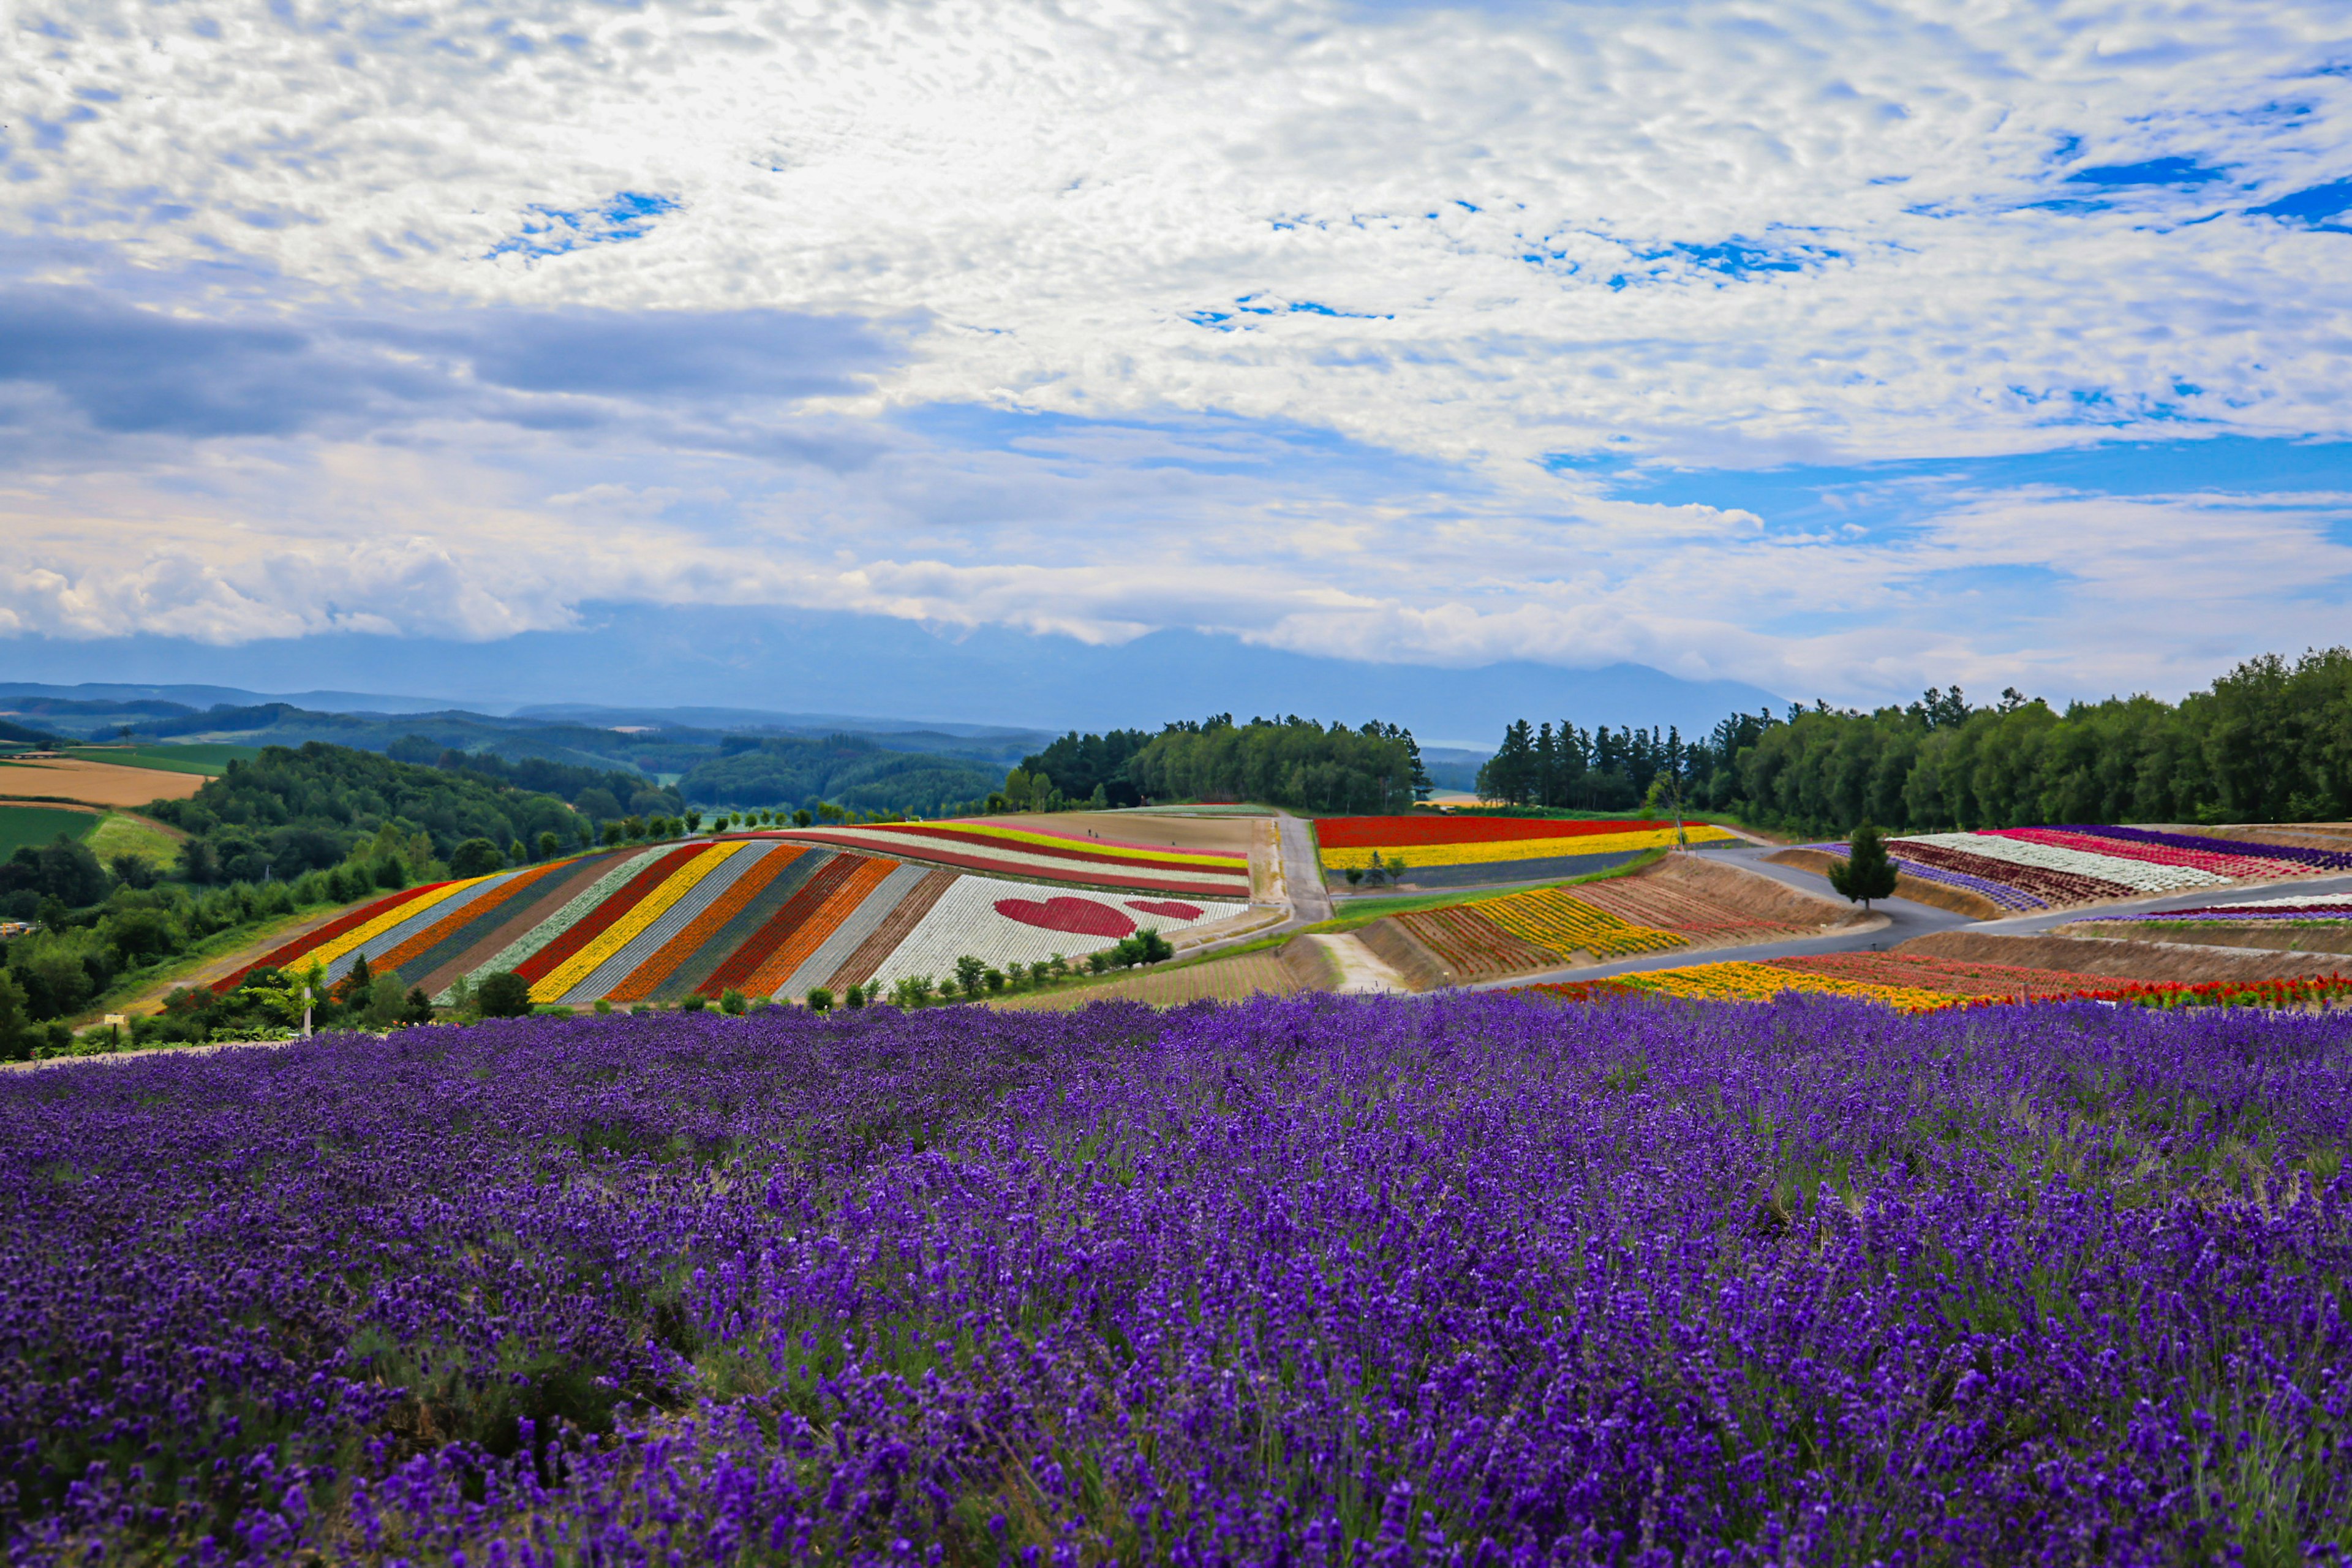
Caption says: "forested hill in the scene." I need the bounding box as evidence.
[676,734,997,815]
[1470,646,2352,835]
[146,743,643,884]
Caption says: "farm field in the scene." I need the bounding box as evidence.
[762,820,1252,897]
[220,834,1252,1007]
[7,995,2351,1562]
[59,743,257,776]
[0,755,208,807]
[0,804,97,858]
[1791,824,2352,911]
[1318,813,1739,890]
[2059,890,2352,953]
[1370,853,1851,985]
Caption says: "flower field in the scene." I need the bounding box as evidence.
[10,993,2352,1562]
[1805,823,2347,911]
[761,821,1251,897]
[1318,814,1736,873]
[1385,859,1831,979]
[217,836,1247,1006]
[1526,951,2352,1012]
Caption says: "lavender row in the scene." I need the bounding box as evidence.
[2065,822,2352,871]
[7,995,2352,1564]
[2079,905,2352,923]
[1804,840,2047,909]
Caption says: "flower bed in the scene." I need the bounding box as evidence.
[1321,823,1733,872]
[768,824,1250,896]
[1476,885,1687,960]
[11,997,2352,1562]
[1984,826,2302,881]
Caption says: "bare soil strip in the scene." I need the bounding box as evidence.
[1894,930,2351,984]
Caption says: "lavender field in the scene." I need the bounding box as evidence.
[4,995,2350,1565]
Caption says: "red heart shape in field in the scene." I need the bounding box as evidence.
[993,897,1136,937]
[1125,899,1202,921]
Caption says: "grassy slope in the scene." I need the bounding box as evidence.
[0,804,99,856]
[86,813,184,868]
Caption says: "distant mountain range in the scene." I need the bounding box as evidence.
[0,605,1784,751]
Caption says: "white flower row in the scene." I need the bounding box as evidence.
[1902,832,2224,893]
[865,874,1249,992]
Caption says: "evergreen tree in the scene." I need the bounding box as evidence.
[1828,823,1900,910]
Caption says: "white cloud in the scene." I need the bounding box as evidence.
[3,0,2350,699]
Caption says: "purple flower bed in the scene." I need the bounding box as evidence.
[2067,823,2352,872]
[7,997,2352,1564]
[1804,840,2046,910]
[2081,904,2352,924]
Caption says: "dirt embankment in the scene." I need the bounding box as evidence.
[2053,922,2352,957]
[1355,919,1453,990]
[1627,853,1868,933]
[1894,930,2351,984]
[1765,847,2007,919]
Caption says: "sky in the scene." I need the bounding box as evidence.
[3,0,2350,720]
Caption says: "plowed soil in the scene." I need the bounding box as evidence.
[1581,853,1858,941]
[2054,922,2352,957]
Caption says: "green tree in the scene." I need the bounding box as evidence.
[1828,823,1900,910]
[448,839,505,877]
[0,970,29,1061]
[475,970,532,1017]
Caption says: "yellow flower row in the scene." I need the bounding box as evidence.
[946,823,1246,869]
[1320,823,1736,872]
[1479,888,1686,960]
[529,842,749,1001]
[304,875,496,971]
[1618,960,1965,1012]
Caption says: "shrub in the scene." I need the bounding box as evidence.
[448,839,506,878]
[720,988,748,1015]
[805,987,834,1012]
[475,970,533,1017]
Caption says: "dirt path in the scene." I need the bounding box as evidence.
[1302,932,1408,993]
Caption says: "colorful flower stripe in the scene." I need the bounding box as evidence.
[216,881,450,990]
[780,863,936,999]
[762,828,1248,895]
[2075,824,2352,872]
[551,842,765,1005]
[1316,816,1678,849]
[368,859,576,979]
[2069,974,2352,1009]
[875,822,1246,869]
[1884,839,2127,905]
[1477,887,1687,960]
[698,854,870,998]
[1321,824,1733,872]
[825,869,958,992]
[466,846,674,990]
[530,843,747,1003]
[393,857,612,989]
[1619,960,1964,1012]
[1804,842,2048,911]
[301,876,495,974]
[1984,827,2301,882]
[1395,904,1560,979]
[736,854,902,1000]
[646,851,828,1003]
[1901,831,2223,894]
[320,872,528,984]
[513,845,709,989]
[604,845,809,1004]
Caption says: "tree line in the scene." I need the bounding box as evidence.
[984,716,1434,815]
[1471,646,2352,835]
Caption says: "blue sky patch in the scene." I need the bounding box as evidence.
[2064,156,2228,187]
[2250,178,2352,230]
[487,191,679,260]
